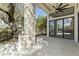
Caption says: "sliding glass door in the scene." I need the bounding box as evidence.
[56,20,63,37]
[49,20,56,36]
[49,17,74,40]
[64,18,74,39]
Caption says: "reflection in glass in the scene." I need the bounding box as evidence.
[64,18,73,39]
[49,18,73,39]
[56,20,63,36]
[49,21,55,36]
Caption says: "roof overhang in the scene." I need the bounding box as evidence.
[36,3,77,14]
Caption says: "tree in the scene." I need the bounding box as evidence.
[0,3,18,39]
[36,16,47,35]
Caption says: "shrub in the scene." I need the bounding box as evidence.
[0,28,13,42]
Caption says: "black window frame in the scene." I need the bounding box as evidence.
[49,17,74,40]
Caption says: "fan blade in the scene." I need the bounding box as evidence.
[58,3,62,8]
[52,5,56,9]
[61,8,69,10]
[60,4,69,8]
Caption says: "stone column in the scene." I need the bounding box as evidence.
[18,3,36,51]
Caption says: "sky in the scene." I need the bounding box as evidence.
[35,6,47,18]
[64,18,72,26]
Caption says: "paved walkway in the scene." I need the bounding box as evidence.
[0,36,79,56]
[0,39,43,56]
[32,36,79,56]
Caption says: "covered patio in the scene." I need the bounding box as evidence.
[0,3,79,56]
[32,3,79,56]
[32,36,79,56]
[36,3,79,44]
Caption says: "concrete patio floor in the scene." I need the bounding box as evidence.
[32,36,79,56]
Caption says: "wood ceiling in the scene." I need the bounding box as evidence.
[37,3,76,13]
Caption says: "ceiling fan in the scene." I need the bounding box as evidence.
[52,3,69,13]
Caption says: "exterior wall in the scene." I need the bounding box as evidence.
[74,4,78,43]
[47,15,49,37]
[18,3,36,51]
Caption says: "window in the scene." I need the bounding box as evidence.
[64,18,74,39]
[56,20,63,37]
[49,17,74,40]
[49,20,55,36]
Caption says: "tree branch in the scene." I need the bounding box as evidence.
[8,3,15,18]
[0,7,13,23]
[0,8,10,17]
[0,16,9,25]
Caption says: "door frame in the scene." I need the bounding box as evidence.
[49,17,74,40]
[55,19,64,38]
[49,20,56,37]
[63,17,74,40]
[78,14,79,42]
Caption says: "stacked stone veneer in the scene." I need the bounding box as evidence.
[18,3,36,51]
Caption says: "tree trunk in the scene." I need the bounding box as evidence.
[0,3,18,39]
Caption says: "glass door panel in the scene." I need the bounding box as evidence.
[49,20,55,36]
[64,18,74,39]
[56,20,63,37]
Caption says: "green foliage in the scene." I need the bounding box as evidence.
[0,4,24,41]
[0,28,13,41]
[36,16,47,33]
[17,16,24,32]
